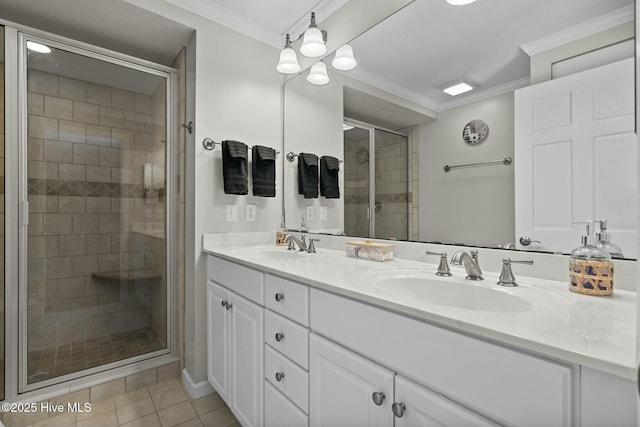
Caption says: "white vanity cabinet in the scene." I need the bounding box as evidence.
[263,274,311,427]
[310,288,575,426]
[207,257,264,427]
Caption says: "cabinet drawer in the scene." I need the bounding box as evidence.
[310,288,574,427]
[265,310,309,369]
[265,345,309,413]
[208,256,264,304]
[265,381,308,427]
[265,274,309,325]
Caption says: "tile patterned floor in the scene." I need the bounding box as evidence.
[4,377,239,427]
[28,328,165,383]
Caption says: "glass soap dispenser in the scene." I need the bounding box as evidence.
[595,219,624,259]
[569,221,614,296]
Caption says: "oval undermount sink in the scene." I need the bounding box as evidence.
[361,269,533,313]
[249,249,304,260]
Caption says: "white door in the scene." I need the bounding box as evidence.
[514,58,637,257]
[310,333,394,427]
[230,293,264,427]
[394,375,498,427]
[207,282,230,401]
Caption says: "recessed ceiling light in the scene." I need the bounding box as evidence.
[27,41,51,53]
[446,0,478,5]
[443,82,474,96]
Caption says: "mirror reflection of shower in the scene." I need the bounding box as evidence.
[343,121,410,240]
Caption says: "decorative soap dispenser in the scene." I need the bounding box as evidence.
[594,220,624,259]
[569,221,614,296]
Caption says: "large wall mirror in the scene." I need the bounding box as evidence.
[283,0,637,259]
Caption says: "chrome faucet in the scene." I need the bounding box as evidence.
[285,234,307,252]
[451,249,483,280]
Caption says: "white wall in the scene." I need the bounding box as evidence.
[419,92,515,247]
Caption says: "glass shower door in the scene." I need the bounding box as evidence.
[373,128,408,240]
[0,24,5,400]
[343,124,371,238]
[23,35,170,387]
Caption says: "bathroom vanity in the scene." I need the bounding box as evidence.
[203,237,636,427]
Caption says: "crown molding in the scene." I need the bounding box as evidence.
[282,0,351,44]
[346,68,529,113]
[164,0,282,47]
[346,68,442,112]
[521,5,634,56]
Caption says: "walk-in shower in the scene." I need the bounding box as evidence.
[2,25,177,398]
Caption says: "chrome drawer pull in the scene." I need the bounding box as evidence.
[372,392,385,406]
[275,292,285,302]
[392,402,406,417]
[275,332,285,342]
[275,371,285,382]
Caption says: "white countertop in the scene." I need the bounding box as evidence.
[203,240,637,381]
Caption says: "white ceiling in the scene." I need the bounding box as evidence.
[1,0,634,115]
[345,0,634,111]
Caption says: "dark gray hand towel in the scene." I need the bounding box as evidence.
[222,140,248,195]
[252,145,276,197]
[320,155,340,198]
[297,153,318,199]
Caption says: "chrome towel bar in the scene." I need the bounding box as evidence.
[443,157,512,172]
[202,137,280,158]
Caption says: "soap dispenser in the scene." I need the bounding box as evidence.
[569,221,614,296]
[594,220,624,259]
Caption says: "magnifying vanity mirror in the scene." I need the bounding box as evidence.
[283,0,637,259]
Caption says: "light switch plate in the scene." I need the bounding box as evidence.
[246,204,256,222]
[319,206,327,221]
[306,205,314,221]
[225,204,237,222]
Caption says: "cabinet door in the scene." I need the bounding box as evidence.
[230,293,264,427]
[394,376,498,427]
[310,334,393,427]
[207,281,230,401]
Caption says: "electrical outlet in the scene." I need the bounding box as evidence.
[225,204,237,222]
[246,204,256,222]
[319,206,327,221]
[306,205,314,221]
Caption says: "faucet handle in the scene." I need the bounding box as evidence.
[498,257,534,287]
[425,251,452,277]
[287,237,297,251]
[307,238,320,253]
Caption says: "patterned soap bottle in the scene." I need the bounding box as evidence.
[569,221,614,296]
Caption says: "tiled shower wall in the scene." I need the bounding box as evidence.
[26,68,167,353]
[173,48,186,373]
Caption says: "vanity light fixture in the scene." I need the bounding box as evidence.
[300,12,327,57]
[446,0,478,5]
[307,62,330,85]
[276,33,301,74]
[331,44,357,71]
[26,41,51,53]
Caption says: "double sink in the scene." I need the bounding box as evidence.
[238,247,569,314]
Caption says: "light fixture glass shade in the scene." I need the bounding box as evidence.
[276,47,301,74]
[300,27,326,57]
[446,0,477,5]
[26,41,51,53]
[331,44,357,71]
[307,62,330,85]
